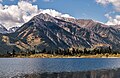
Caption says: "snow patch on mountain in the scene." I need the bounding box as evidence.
[0,24,8,33]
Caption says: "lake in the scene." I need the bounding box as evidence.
[0,58,120,78]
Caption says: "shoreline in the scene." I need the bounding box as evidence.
[1,53,120,58]
[14,53,120,58]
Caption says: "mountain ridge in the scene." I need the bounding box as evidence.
[0,13,120,54]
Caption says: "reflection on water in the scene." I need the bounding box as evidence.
[13,69,120,78]
[0,58,120,77]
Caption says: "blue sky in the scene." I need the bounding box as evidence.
[1,0,110,22]
[35,0,109,23]
[0,0,120,28]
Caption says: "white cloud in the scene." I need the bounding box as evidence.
[96,0,109,5]
[0,0,2,2]
[43,0,52,2]
[105,13,120,25]
[96,0,120,11]
[19,0,37,2]
[0,1,40,29]
[96,0,120,25]
[0,1,74,29]
[0,4,3,9]
[40,9,74,18]
[32,0,36,2]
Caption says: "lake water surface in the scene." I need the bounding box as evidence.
[0,58,120,77]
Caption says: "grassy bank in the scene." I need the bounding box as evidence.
[15,53,120,58]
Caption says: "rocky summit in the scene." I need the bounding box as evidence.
[0,13,120,53]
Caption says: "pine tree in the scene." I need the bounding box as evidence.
[72,48,75,55]
[84,48,87,54]
[42,48,46,53]
[31,50,35,54]
[12,49,16,57]
[108,46,112,54]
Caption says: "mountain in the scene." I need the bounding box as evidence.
[8,27,19,33]
[14,13,91,51]
[0,25,19,34]
[61,17,120,49]
[0,13,120,53]
[0,24,8,34]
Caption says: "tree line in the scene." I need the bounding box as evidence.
[2,46,120,57]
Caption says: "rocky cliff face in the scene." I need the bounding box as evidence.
[1,13,120,53]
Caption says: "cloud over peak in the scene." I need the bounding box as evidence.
[40,9,74,18]
[0,1,74,29]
